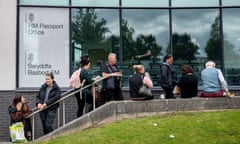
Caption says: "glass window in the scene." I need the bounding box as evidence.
[72,0,118,7]
[19,0,69,6]
[172,0,219,7]
[19,7,70,88]
[122,0,168,7]
[122,9,169,86]
[71,8,119,77]
[222,0,240,6]
[172,9,220,84]
[222,8,240,85]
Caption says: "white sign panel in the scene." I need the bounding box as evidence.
[19,7,69,87]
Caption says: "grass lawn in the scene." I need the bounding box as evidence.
[36,110,240,144]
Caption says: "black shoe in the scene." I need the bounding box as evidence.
[27,136,32,141]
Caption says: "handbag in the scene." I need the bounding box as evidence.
[173,85,181,95]
[138,85,152,97]
[9,122,26,143]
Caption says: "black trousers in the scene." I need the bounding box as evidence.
[39,108,57,134]
[75,91,85,117]
[103,88,123,102]
[75,90,93,117]
[162,87,175,99]
[24,118,32,138]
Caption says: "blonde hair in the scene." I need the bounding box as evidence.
[133,65,144,73]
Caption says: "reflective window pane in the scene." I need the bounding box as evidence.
[19,0,68,6]
[222,0,240,6]
[172,9,220,84]
[19,7,70,87]
[72,0,118,7]
[172,0,219,7]
[71,8,119,77]
[222,8,240,85]
[122,0,168,7]
[122,9,169,86]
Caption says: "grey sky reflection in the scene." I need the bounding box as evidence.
[73,8,240,58]
[122,9,169,51]
[172,9,219,56]
[223,8,240,52]
[93,9,219,56]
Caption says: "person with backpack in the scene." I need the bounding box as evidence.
[69,66,82,117]
[69,55,89,117]
[78,57,97,116]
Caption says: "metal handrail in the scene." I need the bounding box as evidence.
[28,74,122,141]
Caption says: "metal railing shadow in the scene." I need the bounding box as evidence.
[27,74,122,141]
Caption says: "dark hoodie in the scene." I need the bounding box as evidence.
[160,62,177,89]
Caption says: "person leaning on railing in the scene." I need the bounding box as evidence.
[35,72,61,134]
[79,57,98,115]
[102,53,123,102]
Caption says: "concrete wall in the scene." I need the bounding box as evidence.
[1,89,240,142]
[0,0,16,90]
[37,96,240,141]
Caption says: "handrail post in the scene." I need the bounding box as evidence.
[32,115,35,141]
[63,100,65,126]
[93,86,96,110]
[57,107,60,128]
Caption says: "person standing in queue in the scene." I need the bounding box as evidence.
[102,53,123,102]
[78,57,97,115]
[36,72,61,134]
[160,54,177,99]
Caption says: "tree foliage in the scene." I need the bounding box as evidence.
[72,9,109,54]
[135,34,162,62]
[205,16,221,61]
[171,33,199,63]
[72,9,163,65]
[122,19,136,61]
[72,9,110,64]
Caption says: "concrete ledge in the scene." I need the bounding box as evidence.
[36,97,240,141]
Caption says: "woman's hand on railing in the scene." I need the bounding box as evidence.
[37,103,47,110]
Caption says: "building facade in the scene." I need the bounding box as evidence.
[1,0,240,141]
